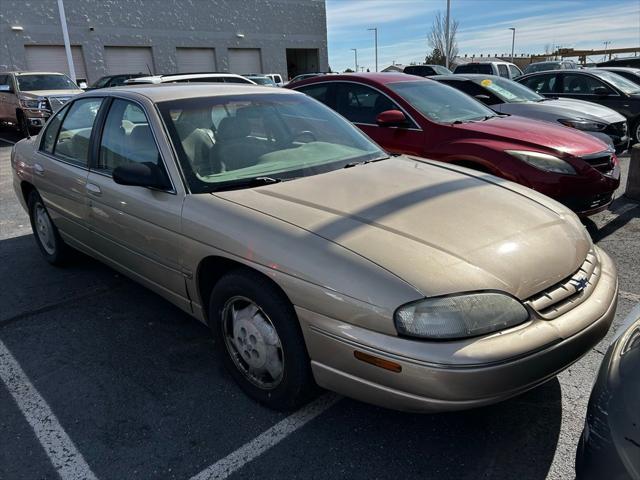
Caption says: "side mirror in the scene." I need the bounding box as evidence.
[376,109,409,127]
[593,86,610,96]
[112,163,171,190]
[0,84,12,92]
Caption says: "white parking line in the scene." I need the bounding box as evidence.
[0,137,16,145]
[620,290,640,302]
[0,339,98,480]
[189,393,340,480]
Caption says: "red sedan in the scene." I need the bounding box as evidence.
[288,73,620,216]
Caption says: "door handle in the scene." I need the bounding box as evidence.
[33,163,44,176]
[86,183,102,195]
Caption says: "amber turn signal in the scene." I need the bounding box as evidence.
[354,350,402,373]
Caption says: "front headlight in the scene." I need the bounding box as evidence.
[505,150,576,175]
[19,97,46,110]
[394,292,529,340]
[558,118,607,131]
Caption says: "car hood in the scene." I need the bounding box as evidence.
[215,156,591,300]
[453,115,610,156]
[493,98,625,124]
[19,89,83,98]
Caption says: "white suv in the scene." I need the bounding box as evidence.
[454,61,523,79]
[125,73,256,85]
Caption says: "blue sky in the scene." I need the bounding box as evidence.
[326,0,640,71]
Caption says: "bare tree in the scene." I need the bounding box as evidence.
[427,11,458,66]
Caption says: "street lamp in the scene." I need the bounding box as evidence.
[350,48,358,72]
[367,27,378,72]
[603,41,611,61]
[509,27,516,63]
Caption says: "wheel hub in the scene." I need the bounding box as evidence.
[35,205,55,255]
[224,298,284,389]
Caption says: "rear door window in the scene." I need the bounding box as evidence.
[561,74,614,95]
[53,98,103,167]
[296,84,332,105]
[497,65,509,78]
[40,104,69,154]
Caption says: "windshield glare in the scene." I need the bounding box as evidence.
[17,74,78,91]
[159,93,386,192]
[592,70,640,94]
[388,80,496,123]
[475,77,544,102]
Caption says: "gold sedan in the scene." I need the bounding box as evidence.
[11,84,618,412]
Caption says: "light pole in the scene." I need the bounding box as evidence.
[350,48,358,72]
[367,27,378,72]
[56,0,76,82]
[508,28,516,63]
[603,41,611,61]
[445,0,451,69]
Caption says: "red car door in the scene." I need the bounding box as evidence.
[332,82,425,156]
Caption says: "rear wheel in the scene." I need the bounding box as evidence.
[208,269,316,410]
[27,190,70,265]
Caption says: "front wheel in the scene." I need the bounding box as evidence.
[28,190,70,265]
[208,269,316,411]
[16,110,31,138]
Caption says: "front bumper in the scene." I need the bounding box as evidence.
[298,247,618,413]
[23,109,51,128]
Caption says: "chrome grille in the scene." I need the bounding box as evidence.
[526,249,599,319]
[47,96,72,112]
[581,152,614,174]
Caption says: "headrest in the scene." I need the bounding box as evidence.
[217,116,251,141]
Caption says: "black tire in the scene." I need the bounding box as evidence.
[16,110,30,138]
[633,119,640,144]
[208,269,317,411]
[27,190,70,266]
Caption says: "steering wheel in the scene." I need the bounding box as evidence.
[290,130,317,144]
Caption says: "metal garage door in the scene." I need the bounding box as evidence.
[176,48,216,73]
[24,45,87,82]
[228,49,262,74]
[104,47,154,76]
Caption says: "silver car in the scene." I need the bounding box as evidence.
[437,74,629,153]
[11,84,618,412]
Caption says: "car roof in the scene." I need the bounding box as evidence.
[131,73,251,83]
[290,72,422,87]
[93,83,302,102]
[598,66,640,73]
[434,74,502,82]
[1,71,68,76]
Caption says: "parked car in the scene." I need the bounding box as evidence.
[290,73,620,216]
[11,84,618,412]
[86,73,147,90]
[454,61,522,79]
[286,73,325,85]
[523,60,578,74]
[434,74,629,153]
[576,303,640,480]
[403,64,452,77]
[517,68,640,142]
[0,71,83,136]
[597,66,640,86]
[264,73,284,87]
[125,73,256,85]
[243,75,277,87]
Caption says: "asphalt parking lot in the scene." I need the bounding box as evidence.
[0,127,639,480]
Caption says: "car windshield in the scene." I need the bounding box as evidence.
[387,80,497,123]
[158,93,387,192]
[474,77,544,102]
[17,74,78,91]
[455,64,493,74]
[591,70,640,94]
[91,76,111,88]
[525,62,560,73]
[248,77,275,86]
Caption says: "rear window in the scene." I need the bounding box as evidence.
[403,66,436,77]
[454,64,493,74]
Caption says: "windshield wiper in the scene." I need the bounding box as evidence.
[343,156,389,168]
[209,176,282,192]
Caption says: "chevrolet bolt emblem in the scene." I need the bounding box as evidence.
[570,277,588,292]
